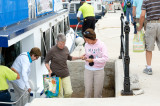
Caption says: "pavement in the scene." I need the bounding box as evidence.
[96,10,160,105]
[29,10,160,106]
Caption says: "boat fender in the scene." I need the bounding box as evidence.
[75,36,84,46]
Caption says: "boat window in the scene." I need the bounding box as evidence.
[63,4,68,9]
[0,42,20,67]
[69,4,75,13]
[64,17,70,34]
[76,4,81,13]
[67,17,70,30]
[51,26,56,46]
[97,4,102,10]
[58,21,64,34]
[64,19,67,35]
[41,29,50,63]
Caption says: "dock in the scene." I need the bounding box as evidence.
[28,9,160,106]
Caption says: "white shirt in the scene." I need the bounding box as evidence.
[12,52,31,90]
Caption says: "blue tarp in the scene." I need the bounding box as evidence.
[0,0,28,27]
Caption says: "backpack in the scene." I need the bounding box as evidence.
[126,0,131,8]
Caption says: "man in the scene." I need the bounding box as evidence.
[0,65,20,106]
[45,33,81,98]
[138,0,160,75]
[77,0,96,34]
[11,47,41,106]
[132,0,147,33]
[124,0,134,24]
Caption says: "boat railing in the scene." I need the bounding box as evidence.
[0,90,28,105]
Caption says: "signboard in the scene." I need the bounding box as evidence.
[36,0,54,15]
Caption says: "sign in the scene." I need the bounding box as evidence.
[36,0,54,15]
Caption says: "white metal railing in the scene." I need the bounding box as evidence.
[0,90,28,105]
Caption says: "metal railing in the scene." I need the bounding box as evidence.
[119,13,133,95]
[0,90,28,105]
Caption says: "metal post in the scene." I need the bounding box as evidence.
[121,21,133,95]
[119,13,124,59]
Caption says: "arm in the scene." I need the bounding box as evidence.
[77,17,81,23]
[11,67,20,79]
[93,44,109,64]
[132,6,136,18]
[138,10,146,31]
[20,56,31,92]
[45,49,53,76]
[77,7,82,23]
[45,63,52,77]
[21,64,31,92]
[72,56,81,60]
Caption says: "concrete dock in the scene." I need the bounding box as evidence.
[29,10,160,106]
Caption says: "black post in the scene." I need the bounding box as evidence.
[121,21,133,95]
[119,13,124,59]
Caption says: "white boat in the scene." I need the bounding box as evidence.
[0,0,76,104]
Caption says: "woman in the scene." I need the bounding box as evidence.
[82,28,109,98]
[45,33,81,98]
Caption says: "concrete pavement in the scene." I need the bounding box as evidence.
[29,9,160,106]
[96,10,160,104]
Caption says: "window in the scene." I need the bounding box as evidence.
[41,29,50,63]
[64,16,70,35]
[1,42,20,67]
[51,26,57,46]
[58,21,64,34]
[76,4,81,13]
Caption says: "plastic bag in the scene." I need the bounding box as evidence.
[133,31,145,52]
[43,74,61,98]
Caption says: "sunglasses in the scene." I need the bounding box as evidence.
[89,55,94,66]
[83,31,90,35]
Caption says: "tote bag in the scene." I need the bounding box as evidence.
[43,74,61,98]
[133,31,145,52]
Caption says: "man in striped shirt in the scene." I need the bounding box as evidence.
[138,0,160,75]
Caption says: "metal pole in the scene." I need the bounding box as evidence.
[119,13,124,59]
[121,21,133,95]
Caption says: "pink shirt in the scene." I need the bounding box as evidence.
[85,39,109,70]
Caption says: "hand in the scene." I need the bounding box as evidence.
[85,59,93,63]
[81,55,87,60]
[137,25,142,31]
[48,70,52,77]
[28,88,31,93]
[78,20,83,23]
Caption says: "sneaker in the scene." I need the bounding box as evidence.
[143,68,152,75]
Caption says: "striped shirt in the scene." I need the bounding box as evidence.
[142,0,160,21]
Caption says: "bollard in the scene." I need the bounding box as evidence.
[121,21,133,95]
[119,13,124,59]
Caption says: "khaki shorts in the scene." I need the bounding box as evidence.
[145,23,160,51]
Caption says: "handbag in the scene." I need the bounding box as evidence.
[133,30,145,52]
[43,74,61,98]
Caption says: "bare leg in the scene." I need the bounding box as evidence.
[146,50,152,66]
